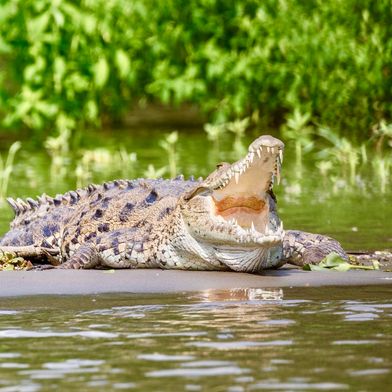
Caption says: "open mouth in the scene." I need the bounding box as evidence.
[206,136,284,245]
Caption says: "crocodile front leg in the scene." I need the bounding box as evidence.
[58,227,157,269]
[282,230,348,266]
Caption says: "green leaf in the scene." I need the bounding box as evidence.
[115,49,131,79]
[93,57,109,89]
[2,265,14,271]
[27,11,51,40]
[319,252,347,268]
[371,260,380,270]
[303,252,381,272]
[332,262,352,272]
[303,264,331,272]
[85,100,98,121]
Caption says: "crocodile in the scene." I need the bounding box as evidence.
[0,135,347,272]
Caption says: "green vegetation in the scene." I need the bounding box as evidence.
[303,252,380,271]
[0,0,391,139]
[0,250,32,271]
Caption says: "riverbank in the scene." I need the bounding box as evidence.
[0,266,391,297]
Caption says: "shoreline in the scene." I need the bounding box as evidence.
[0,267,391,297]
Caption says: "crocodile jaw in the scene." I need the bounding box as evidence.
[182,135,285,252]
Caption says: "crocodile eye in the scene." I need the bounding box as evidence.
[216,162,229,169]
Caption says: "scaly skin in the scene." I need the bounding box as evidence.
[0,135,347,271]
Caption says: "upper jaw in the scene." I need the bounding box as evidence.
[205,135,284,192]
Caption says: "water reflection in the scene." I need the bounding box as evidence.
[193,288,284,302]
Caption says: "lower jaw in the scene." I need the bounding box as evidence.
[218,243,284,272]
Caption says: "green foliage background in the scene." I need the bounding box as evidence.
[0,0,391,137]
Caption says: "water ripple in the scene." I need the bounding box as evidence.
[138,353,195,361]
[79,305,165,320]
[146,366,249,378]
[18,359,105,380]
[249,381,348,390]
[349,368,390,376]
[332,340,379,345]
[0,310,20,316]
[188,340,293,349]
[0,329,118,339]
[258,319,296,326]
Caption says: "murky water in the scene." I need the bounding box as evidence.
[0,286,392,391]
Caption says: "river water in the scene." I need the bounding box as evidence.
[1,287,392,391]
[0,128,391,390]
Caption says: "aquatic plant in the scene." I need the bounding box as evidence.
[281,110,314,170]
[315,160,333,188]
[75,162,92,189]
[227,117,249,158]
[372,120,392,155]
[0,141,21,204]
[317,126,361,186]
[204,122,227,151]
[118,148,137,177]
[44,122,72,180]
[143,164,167,179]
[303,252,380,272]
[159,131,178,178]
[75,147,138,187]
[372,156,391,194]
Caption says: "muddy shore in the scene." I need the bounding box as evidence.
[0,266,391,297]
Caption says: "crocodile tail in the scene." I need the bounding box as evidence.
[5,180,131,228]
[7,197,39,215]
[6,190,81,229]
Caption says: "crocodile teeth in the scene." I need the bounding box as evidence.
[251,221,256,232]
[279,149,283,163]
[234,172,240,184]
[276,165,281,185]
[256,149,261,158]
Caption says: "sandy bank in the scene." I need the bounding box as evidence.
[0,266,391,297]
